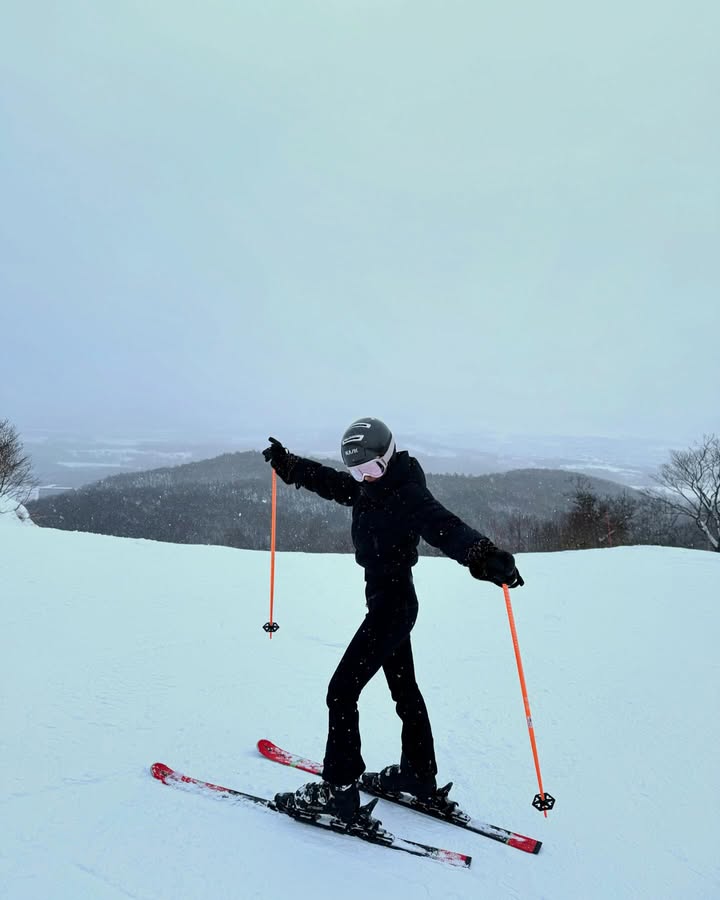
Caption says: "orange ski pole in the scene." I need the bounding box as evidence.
[263,469,279,638]
[502,583,554,815]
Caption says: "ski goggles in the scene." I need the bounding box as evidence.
[347,439,396,481]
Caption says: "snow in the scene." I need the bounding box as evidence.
[1,523,719,900]
[0,495,35,525]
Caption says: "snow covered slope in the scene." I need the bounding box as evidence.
[1,523,718,899]
[0,495,35,525]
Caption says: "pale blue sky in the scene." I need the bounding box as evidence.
[2,1,718,444]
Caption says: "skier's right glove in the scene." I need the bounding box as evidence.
[262,437,300,486]
[467,539,524,589]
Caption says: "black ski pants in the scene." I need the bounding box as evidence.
[322,571,437,786]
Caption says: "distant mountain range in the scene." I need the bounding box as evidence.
[22,428,672,498]
[27,448,644,556]
[81,450,638,517]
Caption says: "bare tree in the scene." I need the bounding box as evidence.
[648,435,720,552]
[0,419,37,506]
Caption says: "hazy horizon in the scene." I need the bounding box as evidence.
[20,422,677,495]
[3,2,719,446]
[14,419,694,455]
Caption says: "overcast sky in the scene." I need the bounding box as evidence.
[2,1,718,447]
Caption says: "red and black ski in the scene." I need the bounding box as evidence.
[257,738,542,855]
[150,762,471,868]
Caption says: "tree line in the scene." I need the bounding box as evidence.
[5,418,717,554]
[26,468,708,555]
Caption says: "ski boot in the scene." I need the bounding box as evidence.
[275,779,365,826]
[362,765,462,817]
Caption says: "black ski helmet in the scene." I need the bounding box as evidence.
[340,417,395,467]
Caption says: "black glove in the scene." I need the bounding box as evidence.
[262,437,299,486]
[467,539,525,588]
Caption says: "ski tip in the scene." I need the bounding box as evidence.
[151,762,173,783]
[257,738,275,754]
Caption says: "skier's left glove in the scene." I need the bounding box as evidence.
[467,539,524,588]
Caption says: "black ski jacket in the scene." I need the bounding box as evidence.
[288,450,487,576]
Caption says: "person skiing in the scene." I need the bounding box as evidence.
[262,417,524,827]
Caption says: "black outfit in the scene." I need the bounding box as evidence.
[283,450,491,786]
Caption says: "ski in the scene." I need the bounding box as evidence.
[257,739,541,855]
[150,762,471,868]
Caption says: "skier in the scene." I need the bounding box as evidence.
[262,418,524,827]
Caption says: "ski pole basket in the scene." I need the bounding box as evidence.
[532,792,555,812]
